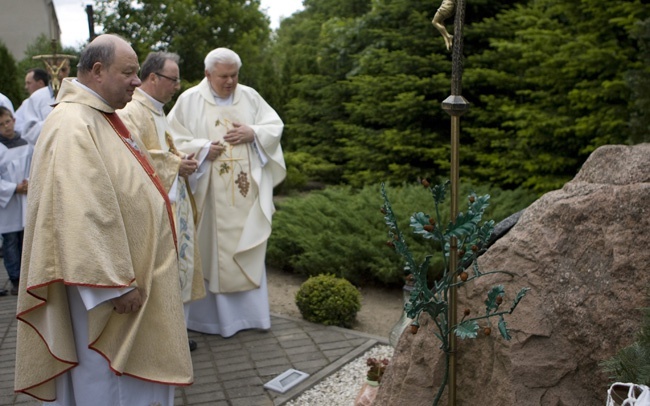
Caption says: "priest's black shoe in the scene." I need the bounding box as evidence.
[189,339,198,352]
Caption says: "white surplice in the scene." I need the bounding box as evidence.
[0,92,14,113]
[0,142,32,234]
[21,85,55,145]
[14,100,27,135]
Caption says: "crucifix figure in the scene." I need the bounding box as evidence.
[33,40,76,96]
[432,0,456,51]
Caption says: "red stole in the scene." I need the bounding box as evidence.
[102,112,178,250]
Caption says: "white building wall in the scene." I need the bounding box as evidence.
[0,0,61,60]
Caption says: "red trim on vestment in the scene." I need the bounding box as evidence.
[102,112,178,250]
[17,279,137,314]
[15,391,55,403]
[15,277,137,370]
[15,362,77,400]
[14,313,78,399]
[90,345,193,386]
[14,111,186,401]
[14,315,78,366]
[15,278,192,401]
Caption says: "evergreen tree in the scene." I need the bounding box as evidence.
[94,0,272,87]
[0,40,22,107]
[92,0,650,195]
[274,0,529,189]
[272,0,372,185]
[626,17,650,144]
[463,0,649,192]
[337,0,451,187]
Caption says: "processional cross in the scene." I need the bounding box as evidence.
[434,0,470,404]
[32,40,77,97]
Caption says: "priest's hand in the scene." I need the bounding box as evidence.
[224,122,254,146]
[179,153,198,177]
[111,289,143,314]
[206,141,225,161]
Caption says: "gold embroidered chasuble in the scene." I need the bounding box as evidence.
[168,78,286,293]
[118,88,205,303]
[14,79,193,401]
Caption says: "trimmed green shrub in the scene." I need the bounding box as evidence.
[268,182,537,286]
[295,274,361,328]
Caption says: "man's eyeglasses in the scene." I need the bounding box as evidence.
[155,72,181,84]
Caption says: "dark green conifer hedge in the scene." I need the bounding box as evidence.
[268,182,537,286]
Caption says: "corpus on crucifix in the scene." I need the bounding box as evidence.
[432,0,456,51]
[32,40,77,96]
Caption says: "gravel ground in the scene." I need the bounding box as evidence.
[286,345,394,406]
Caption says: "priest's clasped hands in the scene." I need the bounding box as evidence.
[206,122,255,162]
[223,122,254,146]
[207,141,226,161]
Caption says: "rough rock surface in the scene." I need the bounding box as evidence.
[374,144,650,405]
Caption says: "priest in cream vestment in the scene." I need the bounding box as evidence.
[168,47,286,338]
[118,52,205,307]
[14,35,193,406]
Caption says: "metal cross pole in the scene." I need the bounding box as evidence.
[438,0,470,404]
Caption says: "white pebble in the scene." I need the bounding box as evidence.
[286,345,394,406]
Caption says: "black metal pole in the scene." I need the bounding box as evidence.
[86,5,96,42]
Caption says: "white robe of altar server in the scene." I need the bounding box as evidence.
[21,85,55,145]
[13,103,26,135]
[0,92,14,113]
[0,143,32,234]
[168,78,286,337]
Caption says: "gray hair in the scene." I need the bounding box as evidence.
[204,48,242,72]
[77,38,116,74]
[141,52,180,81]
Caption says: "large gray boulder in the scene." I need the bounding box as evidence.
[375,143,650,405]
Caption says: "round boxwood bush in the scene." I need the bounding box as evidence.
[295,274,361,328]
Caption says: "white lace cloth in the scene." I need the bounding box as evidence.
[607,382,650,406]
